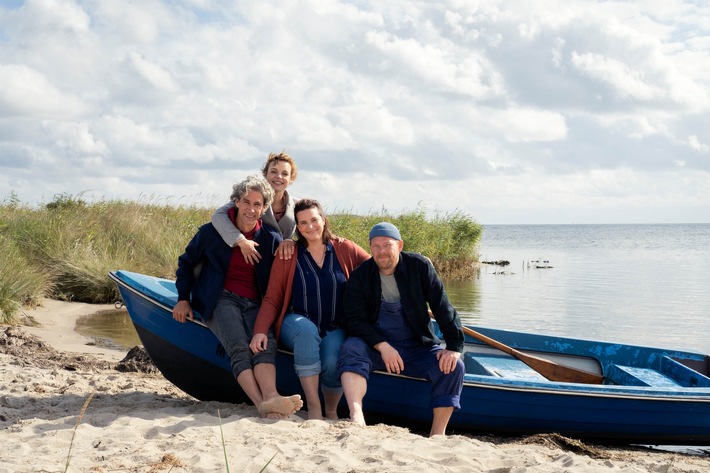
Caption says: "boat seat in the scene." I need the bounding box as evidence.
[607,364,681,387]
[660,356,710,387]
[464,352,548,382]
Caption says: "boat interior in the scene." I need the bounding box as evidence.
[461,344,710,388]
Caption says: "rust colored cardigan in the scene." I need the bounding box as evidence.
[253,237,371,340]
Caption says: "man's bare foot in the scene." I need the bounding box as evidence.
[258,394,303,417]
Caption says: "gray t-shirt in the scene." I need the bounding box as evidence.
[380,273,400,303]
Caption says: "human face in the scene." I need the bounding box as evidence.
[265,160,293,194]
[296,207,324,245]
[369,236,403,275]
[234,189,265,232]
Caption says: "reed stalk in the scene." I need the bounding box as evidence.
[218,409,277,472]
[64,392,95,473]
[217,409,230,473]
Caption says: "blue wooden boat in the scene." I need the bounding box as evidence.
[109,270,710,445]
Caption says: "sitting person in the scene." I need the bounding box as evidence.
[337,222,465,436]
[249,199,370,419]
[173,175,303,418]
[212,151,298,264]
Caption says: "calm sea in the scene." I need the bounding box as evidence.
[445,223,710,355]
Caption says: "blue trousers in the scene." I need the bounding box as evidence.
[205,290,277,378]
[279,313,345,391]
[338,336,464,409]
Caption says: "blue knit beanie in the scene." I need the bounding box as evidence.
[368,222,401,241]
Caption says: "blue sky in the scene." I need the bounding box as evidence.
[1,0,708,224]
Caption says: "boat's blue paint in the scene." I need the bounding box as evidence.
[109,270,710,444]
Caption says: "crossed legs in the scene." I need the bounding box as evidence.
[238,362,303,418]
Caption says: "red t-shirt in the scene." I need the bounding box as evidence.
[223,213,261,301]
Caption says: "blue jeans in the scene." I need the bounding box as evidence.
[205,290,277,378]
[279,313,345,391]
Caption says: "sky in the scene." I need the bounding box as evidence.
[0,0,708,224]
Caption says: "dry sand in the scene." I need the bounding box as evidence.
[0,300,708,472]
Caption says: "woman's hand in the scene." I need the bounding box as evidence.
[237,238,261,265]
[275,239,295,260]
[250,333,269,353]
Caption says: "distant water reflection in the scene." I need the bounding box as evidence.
[442,278,483,325]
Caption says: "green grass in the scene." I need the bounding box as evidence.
[0,194,481,324]
[329,206,481,279]
[0,232,53,324]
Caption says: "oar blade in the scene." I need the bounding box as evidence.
[515,351,605,384]
[461,324,605,384]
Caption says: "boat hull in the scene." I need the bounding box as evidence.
[109,270,710,445]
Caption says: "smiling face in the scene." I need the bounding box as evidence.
[234,189,266,233]
[264,160,293,194]
[369,236,403,275]
[296,207,324,246]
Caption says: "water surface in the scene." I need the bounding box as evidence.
[447,223,710,354]
[75,309,141,349]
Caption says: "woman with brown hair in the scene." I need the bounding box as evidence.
[249,199,370,420]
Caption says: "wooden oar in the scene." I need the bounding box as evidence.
[430,313,605,384]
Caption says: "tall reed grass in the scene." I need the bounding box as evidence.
[0,194,481,324]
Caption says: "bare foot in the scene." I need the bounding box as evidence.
[350,409,366,427]
[325,411,339,420]
[258,394,303,417]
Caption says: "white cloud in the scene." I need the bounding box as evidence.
[686,135,709,153]
[570,52,663,101]
[0,65,92,118]
[0,0,708,223]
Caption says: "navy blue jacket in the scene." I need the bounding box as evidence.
[343,251,464,352]
[175,220,282,320]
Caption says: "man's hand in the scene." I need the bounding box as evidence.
[375,342,404,374]
[276,239,295,260]
[237,238,261,265]
[172,300,194,323]
[436,349,461,374]
[250,333,269,353]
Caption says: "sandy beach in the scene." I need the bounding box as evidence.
[1,301,708,472]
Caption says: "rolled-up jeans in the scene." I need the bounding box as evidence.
[205,290,277,378]
[279,313,345,391]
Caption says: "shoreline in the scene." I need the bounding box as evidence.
[20,298,127,363]
[0,300,708,472]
